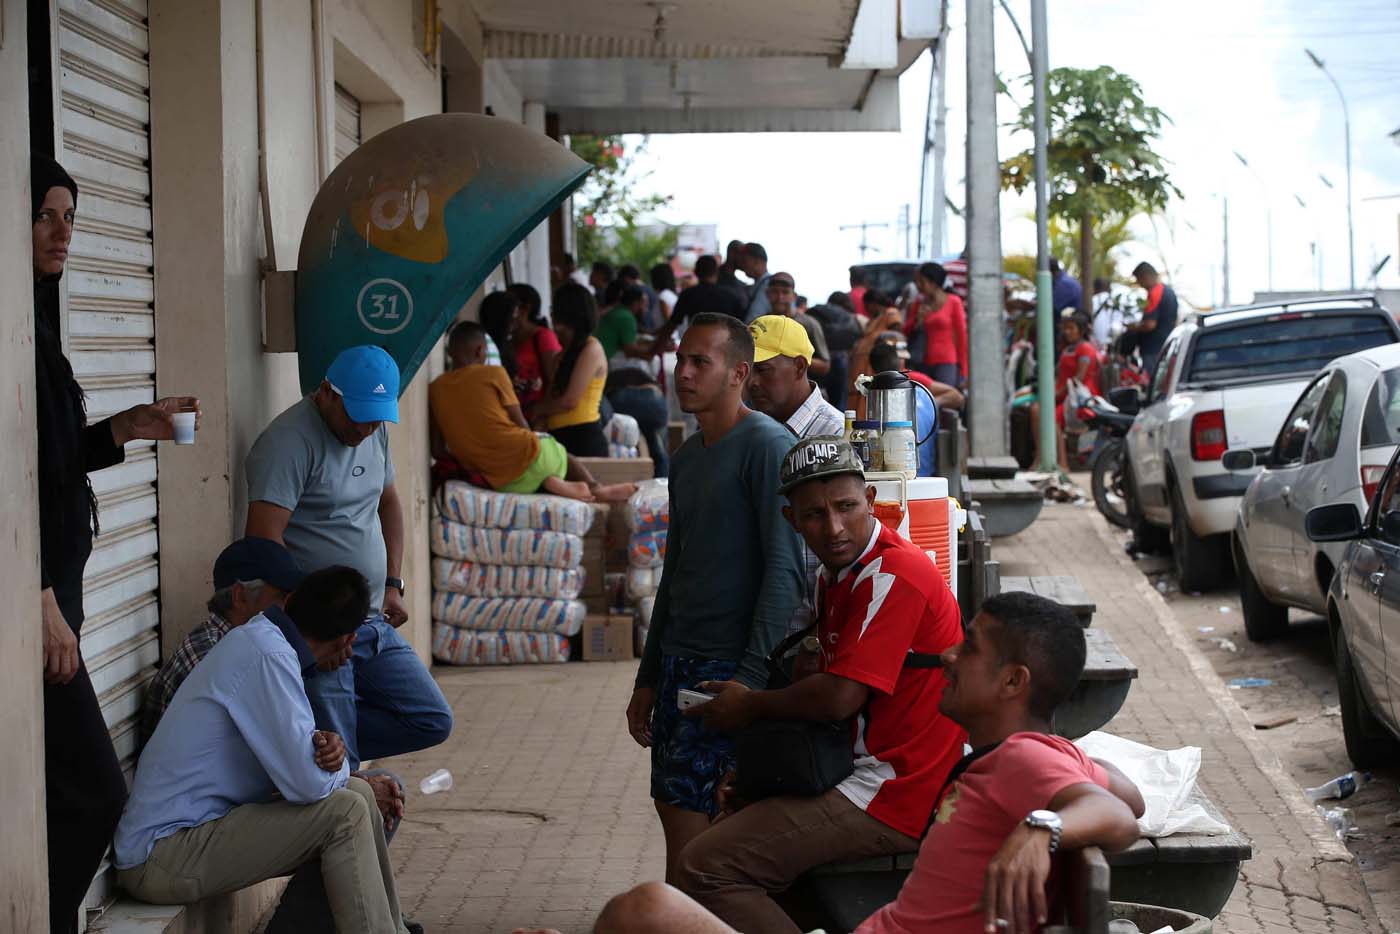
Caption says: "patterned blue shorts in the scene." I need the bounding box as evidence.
[650,655,740,816]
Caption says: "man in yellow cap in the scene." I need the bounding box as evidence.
[748,315,845,442]
[763,272,831,378]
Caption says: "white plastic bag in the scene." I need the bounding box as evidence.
[1075,731,1231,837]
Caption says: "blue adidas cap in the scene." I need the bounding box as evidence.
[326,345,400,424]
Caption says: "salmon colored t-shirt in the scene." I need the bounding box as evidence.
[429,365,537,489]
[856,733,1110,934]
[1056,339,1102,398]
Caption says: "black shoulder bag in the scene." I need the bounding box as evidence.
[734,620,945,802]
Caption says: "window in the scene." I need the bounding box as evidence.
[1360,367,1400,448]
[1185,313,1396,385]
[1149,337,1180,401]
[1304,373,1348,464]
[1371,449,1400,530]
[1273,374,1329,467]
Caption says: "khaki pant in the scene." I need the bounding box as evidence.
[118,777,408,934]
[676,787,919,934]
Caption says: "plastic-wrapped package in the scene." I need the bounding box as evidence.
[434,480,596,536]
[431,518,584,568]
[623,480,669,534]
[606,412,642,447]
[609,443,640,459]
[628,530,667,569]
[432,624,571,666]
[638,595,655,629]
[431,593,588,635]
[627,565,661,600]
[432,558,582,599]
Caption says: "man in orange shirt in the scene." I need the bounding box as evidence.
[429,322,634,502]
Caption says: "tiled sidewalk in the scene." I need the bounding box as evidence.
[380,500,1383,933]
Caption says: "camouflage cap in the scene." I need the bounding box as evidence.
[779,435,866,495]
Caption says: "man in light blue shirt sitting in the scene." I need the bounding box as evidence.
[114,566,413,934]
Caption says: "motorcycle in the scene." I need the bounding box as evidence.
[1075,394,1137,529]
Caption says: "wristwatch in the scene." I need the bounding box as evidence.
[385,576,405,596]
[1024,809,1063,854]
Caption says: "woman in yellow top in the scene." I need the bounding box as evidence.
[534,282,609,457]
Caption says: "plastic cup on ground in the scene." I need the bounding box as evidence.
[172,411,196,445]
[420,768,453,795]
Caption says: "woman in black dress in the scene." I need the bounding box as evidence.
[32,154,200,934]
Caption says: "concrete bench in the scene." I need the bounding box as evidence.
[965,478,1043,538]
[89,879,284,934]
[1054,628,1139,740]
[966,455,1020,480]
[789,828,1241,932]
[1106,826,1252,920]
[1000,574,1096,625]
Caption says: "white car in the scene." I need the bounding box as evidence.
[1123,296,1400,592]
[1229,344,1400,640]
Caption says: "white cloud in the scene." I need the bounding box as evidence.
[619,0,1400,308]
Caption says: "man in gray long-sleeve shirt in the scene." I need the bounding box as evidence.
[627,312,805,883]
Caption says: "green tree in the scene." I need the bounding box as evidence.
[570,134,678,273]
[1001,66,1180,312]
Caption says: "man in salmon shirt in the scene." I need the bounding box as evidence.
[522,591,1145,934]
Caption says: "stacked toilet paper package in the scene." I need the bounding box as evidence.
[430,480,594,665]
[621,480,669,651]
[606,412,641,459]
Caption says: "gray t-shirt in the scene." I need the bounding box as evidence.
[246,397,395,609]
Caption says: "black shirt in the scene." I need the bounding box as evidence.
[672,281,747,324]
[1138,284,1179,359]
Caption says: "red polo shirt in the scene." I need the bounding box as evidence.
[816,521,966,838]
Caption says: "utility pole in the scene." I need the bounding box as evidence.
[931,0,950,256]
[1222,196,1231,306]
[1031,0,1054,471]
[899,203,912,256]
[840,221,891,259]
[966,0,1006,456]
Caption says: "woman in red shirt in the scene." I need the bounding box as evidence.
[903,262,968,389]
[1032,313,1101,472]
[507,283,563,421]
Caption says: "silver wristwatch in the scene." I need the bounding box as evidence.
[1025,809,1063,854]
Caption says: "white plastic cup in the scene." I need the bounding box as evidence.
[419,768,453,795]
[172,411,196,445]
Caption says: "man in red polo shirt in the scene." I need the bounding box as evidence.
[671,436,965,934]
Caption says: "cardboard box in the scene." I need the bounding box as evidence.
[577,456,654,486]
[581,537,606,596]
[585,503,610,540]
[582,593,611,614]
[582,613,635,661]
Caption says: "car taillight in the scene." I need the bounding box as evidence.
[1362,465,1386,505]
[1191,410,1228,462]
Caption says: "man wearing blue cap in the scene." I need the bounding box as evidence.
[245,345,452,769]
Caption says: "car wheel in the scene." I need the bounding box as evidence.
[1334,622,1400,769]
[1237,541,1289,642]
[1170,482,1229,592]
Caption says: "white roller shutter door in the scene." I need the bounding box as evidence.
[56,0,158,920]
[334,83,362,165]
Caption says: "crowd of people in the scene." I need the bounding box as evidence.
[32,141,1158,934]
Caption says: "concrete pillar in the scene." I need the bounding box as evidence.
[0,0,52,924]
[523,101,553,306]
[964,0,1007,456]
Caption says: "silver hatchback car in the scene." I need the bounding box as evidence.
[1306,442,1400,767]
[1228,344,1400,641]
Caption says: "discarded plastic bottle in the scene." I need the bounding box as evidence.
[1317,805,1358,840]
[1304,770,1371,803]
[420,768,453,795]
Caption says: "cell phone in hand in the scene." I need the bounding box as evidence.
[677,688,716,710]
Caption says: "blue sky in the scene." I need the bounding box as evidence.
[626,0,1400,308]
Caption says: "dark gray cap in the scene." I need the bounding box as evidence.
[779,435,866,495]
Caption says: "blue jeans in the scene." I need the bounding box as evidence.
[305,616,453,771]
[609,385,670,478]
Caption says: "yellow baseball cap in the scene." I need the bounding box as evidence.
[750,314,815,363]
